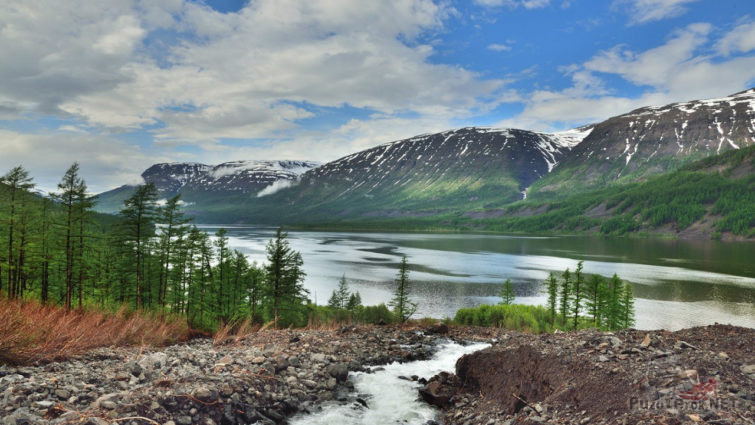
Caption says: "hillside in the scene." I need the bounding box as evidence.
[528,88,755,199]
[304,145,754,239]
[95,160,319,214]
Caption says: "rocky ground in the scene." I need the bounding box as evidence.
[422,324,754,425]
[0,324,752,425]
[0,325,446,425]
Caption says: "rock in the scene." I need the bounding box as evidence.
[419,372,461,408]
[326,364,349,382]
[177,416,193,425]
[427,322,449,335]
[717,351,729,360]
[741,364,755,374]
[312,353,327,363]
[679,370,698,379]
[251,356,266,365]
[33,400,54,408]
[606,336,622,348]
[194,387,213,400]
[100,400,117,410]
[598,355,609,362]
[687,413,702,422]
[139,352,168,370]
[674,340,698,350]
[84,418,110,425]
[127,361,143,377]
[55,389,70,399]
[640,334,652,348]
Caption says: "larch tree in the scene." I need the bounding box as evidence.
[120,183,158,310]
[389,256,417,323]
[263,227,307,328]
[499,279,515,305]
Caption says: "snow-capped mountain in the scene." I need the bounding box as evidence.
[95,160,319,213]
[530,88,755,197]
[266,126,593,219]
[142,160,320,195]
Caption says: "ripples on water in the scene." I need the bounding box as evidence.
[198,226,755,330]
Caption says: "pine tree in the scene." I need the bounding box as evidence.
[559,268,571,325]
[499,279,515,305]
[619,282,636,329]
[328,274,350,310]
[262,228,307,328]
[584,274,605,327]
[119,183,158,309]
[389,256,417,323]
[156,195,190,312]
[571,261,584,330]
[1,166,35,299]
[545,272,558,325]
[606,273,623,331]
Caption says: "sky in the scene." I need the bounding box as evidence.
[1,0,754,193]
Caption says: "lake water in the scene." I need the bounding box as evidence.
[199,226,755,330]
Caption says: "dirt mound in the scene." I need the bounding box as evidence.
[429,325,754,424]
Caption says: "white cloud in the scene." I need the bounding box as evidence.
[1,0,503,142]
[488,43,512,51]
[613,0,700,25]
[475,0,551,8]
[717,19,755,56]
[498,22,755,130]
[257,180,297,197]
[0,129,168,193]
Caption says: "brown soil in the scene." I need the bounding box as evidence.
[431,325,754,425]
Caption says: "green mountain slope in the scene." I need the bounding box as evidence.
[293,145,754,240]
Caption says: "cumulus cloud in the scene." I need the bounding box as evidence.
[717,19,755,56]
[0,0,503,142]
[0,129,168,193]
[613,0,700,25]
[498,22,755,131]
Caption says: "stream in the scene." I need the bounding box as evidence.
[290,341,490,425]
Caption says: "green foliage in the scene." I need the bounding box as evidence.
[499,279,515,305]
[389,256,418,323]
[457,263,636,333]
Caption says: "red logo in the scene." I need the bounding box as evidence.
[678,377,717,401]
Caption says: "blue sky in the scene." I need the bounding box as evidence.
[0,0,753,192]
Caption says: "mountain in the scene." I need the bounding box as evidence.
[528,89,755,198]
[95,160,319,213]
[247,127,592,222]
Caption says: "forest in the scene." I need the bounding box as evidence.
[0,164,348,331]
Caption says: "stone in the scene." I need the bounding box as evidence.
[717,351,729,360]
[177,416,193,425]
[741,364,755,374]
[84,418,110,425]
[419,372,461,408]
[326,363,349,382]
[427,322,449,335]
[598,355,609,362]
[194,387,212,400]
[251,356,266,365]
[55,389,70,400]
[100,400,117,410]
[640,334,652,348]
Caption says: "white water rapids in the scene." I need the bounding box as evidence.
[290,341,490,425]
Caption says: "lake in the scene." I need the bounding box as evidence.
[198,226,755,330]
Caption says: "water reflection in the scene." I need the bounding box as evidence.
[197,226,755,330]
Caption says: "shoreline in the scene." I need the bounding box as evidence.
[1,324,752,425]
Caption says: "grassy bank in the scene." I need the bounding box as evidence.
[0,298,189,365]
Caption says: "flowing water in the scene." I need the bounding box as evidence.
[289,341,490,425]
[200,226,755,330]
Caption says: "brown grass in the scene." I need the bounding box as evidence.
[0,298,189,365]
[212,317,260,347]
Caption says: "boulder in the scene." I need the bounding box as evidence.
[419,372,461,408]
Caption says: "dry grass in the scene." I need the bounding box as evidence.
[212,317,260,346]
[0,298,189,365]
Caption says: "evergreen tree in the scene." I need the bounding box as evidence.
[119,183,158,309]
[559,268,571,325]
[499,279,515,305]
[54,163,86,310]
[618,282,636,329]
[606,273,623,331]
[262,228,307,328]
[156,195,191,312]
[584,274,605,327]
[389,256,417,323]
[571,261,584,330]
[347,291,362,316]
[544,272,558,325]
[328,274,350,310]
[1,166,35,299]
